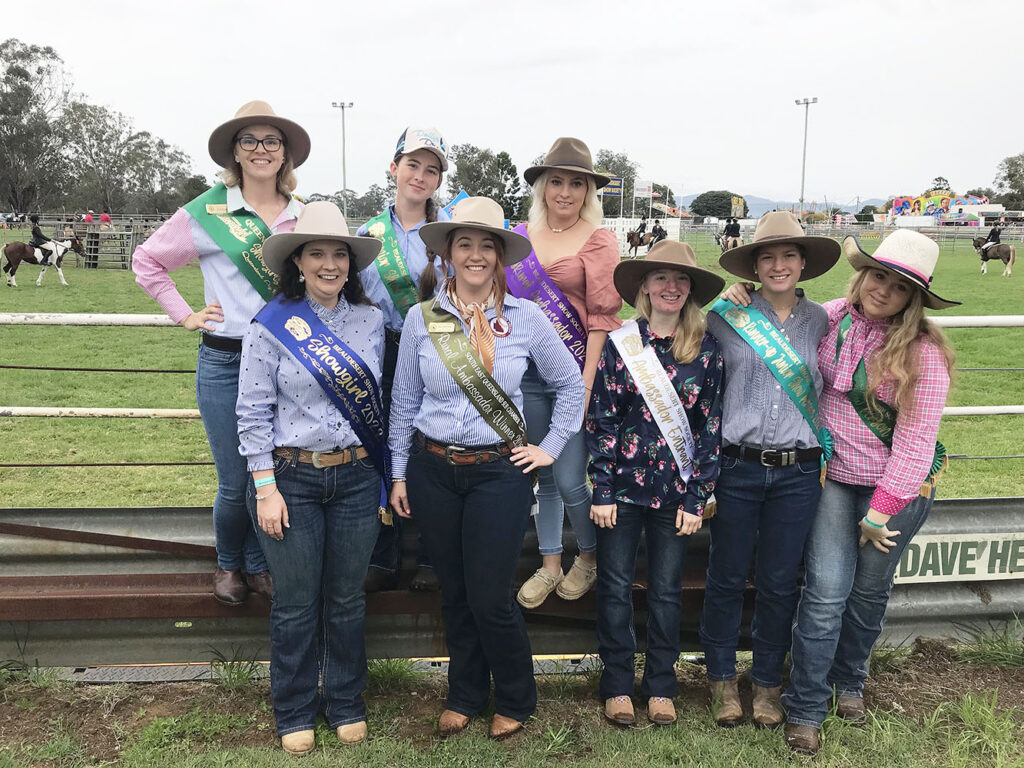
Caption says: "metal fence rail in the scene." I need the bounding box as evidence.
[1,498,1020,666]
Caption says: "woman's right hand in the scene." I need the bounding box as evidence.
[590,503,617,529]
[721,282,755,307]
[390,481,412,519]
[257,490,289,541]
[182,302,224,332]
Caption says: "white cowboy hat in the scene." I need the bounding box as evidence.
[419,197,532,265]
[261,202,381,274]
[843,230,960,310]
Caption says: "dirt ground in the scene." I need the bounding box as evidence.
[1,638,1022,762]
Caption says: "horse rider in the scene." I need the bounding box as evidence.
[28,214,56,263]
[983,222,1002,251]
[650,219,667,246]
[634,215,648,240]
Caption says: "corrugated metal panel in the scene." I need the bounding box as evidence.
[0,498,1020,666]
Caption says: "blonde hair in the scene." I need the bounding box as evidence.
[846,269,956,413]
[632,277,706,364]
[527,171,604,231]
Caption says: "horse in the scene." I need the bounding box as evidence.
[714,233,743,255]
[971,237,1016,277]
[2,238,83,287]
[626,231,653,257]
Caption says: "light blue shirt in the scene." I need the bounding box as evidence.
[236,295,385,471]
[357,204,451,332]
[389,288,585,479]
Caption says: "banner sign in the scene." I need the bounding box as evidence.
[634,179,653,198]
[730,196,745,218]
[601,177,623,198]
[893,532,1024,584]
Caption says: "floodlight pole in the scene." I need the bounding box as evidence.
[795,97,817,220]
[331,101,354,217]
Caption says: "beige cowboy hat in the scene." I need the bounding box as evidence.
[419,197,532,265]
[261,202,381,275]
[523,137,611,189]
[614,240,726,308]
[719,211,840,282]
[208,100,311,169]
[843,230,960,310]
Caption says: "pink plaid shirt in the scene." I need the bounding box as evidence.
[818,299,950,515]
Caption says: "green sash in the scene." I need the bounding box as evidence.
[710,298,833,460]
[420,299,527,448]
[835,313,946,478]
[182,184,276,300]
[366,210,419,318]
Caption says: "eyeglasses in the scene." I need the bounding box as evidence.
[235,135,284,152]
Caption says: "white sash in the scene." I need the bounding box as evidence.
[609,320,696,486]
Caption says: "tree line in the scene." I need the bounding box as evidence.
[0,38,207,214]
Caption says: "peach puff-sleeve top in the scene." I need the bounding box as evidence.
[542,228,623,333]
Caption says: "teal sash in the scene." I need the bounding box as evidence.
[365,210,419,318]
[836,313,945,477]
[183,184,276,299]
[710,298,833,460]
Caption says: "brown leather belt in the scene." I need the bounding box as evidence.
[419,434,512,465]
[274,446,368,468]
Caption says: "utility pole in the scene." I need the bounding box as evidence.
[794,97,817,221]
[331,101,353,217]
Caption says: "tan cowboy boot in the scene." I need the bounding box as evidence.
[336,721,366,745]
[604,695,636,726]
[489,713,524,740]
[752,684,785,728]
[438,709,470,738]
[709,679,742,727]
[281,729,315,755]
[647,696,677,725]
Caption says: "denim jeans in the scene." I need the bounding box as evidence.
[782,480,934,728]
[195,343,266,573]
[521,362,595,557]
[699,452,823,686]
[596,502,690,700]
[250,453,381,735]
[408,440,537,721]
[368,333,430,573]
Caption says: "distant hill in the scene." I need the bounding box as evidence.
[678,193,887,218]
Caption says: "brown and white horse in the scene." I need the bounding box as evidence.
[714,233,743,255]
[972,237,1016,277]
[2,238,83,286]
[626,231,653,257]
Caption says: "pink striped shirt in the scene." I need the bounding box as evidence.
[818,299,950,515]
[132,186,301,338]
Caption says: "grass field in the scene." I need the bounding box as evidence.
[0,231,1022,507]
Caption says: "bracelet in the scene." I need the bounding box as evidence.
[255,488,278,501]
[861,516,885,529]
[253,476,276,489]
[392,478,406,483]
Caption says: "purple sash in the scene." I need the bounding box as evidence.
[504,223,587,372]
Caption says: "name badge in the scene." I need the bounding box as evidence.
[428,322,457,333]
[206,204,229,215]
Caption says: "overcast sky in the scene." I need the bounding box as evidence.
[7,0,1023,208]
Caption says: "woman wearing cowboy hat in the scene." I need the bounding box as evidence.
[511,137,623,610]
[358,124,450,594]
[133,100,310,606]
[389,197,585,739]
[698,211,841,728]
[236,201,385,754]
[587,241,725,727]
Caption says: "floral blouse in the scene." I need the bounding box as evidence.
[586,318,725,515]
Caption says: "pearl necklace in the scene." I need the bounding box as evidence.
[549,217,582,233]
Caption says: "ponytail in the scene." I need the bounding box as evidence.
[418,250,440,301]
[425,197,438,224]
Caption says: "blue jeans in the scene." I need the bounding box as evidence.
[250,453,381,735]
[699,453,823,686]
[521,362,595,557]
[596,502,690,699]
[408,440,537,721]
[783,480,934,728]
[195,344,266,573]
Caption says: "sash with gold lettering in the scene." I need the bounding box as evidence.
[183,184,277,300]
[365,210,419,318]
[710,298,833,460]
[254,296,392,519]
[505,224,587,372]
[420,298,527,448]
[609,320,696,485]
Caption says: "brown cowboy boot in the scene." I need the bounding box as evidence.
[836,694,866,722]
[784,723,820,755]
[438,710,470,738]
[709,679,742,727]
[752,684,785,728]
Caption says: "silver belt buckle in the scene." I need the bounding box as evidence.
[760,450,774,467]
[445,444,466,464]
[311,451,325,469]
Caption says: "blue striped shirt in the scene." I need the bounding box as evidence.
[357,204,451,332]
[389,288,585,478]
[236,295,385,471]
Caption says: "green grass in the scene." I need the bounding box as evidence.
[365,657,429,693]
[1,236,1022,507]
[956,617,1024,668]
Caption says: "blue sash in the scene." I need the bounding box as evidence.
[255,295,391,518]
